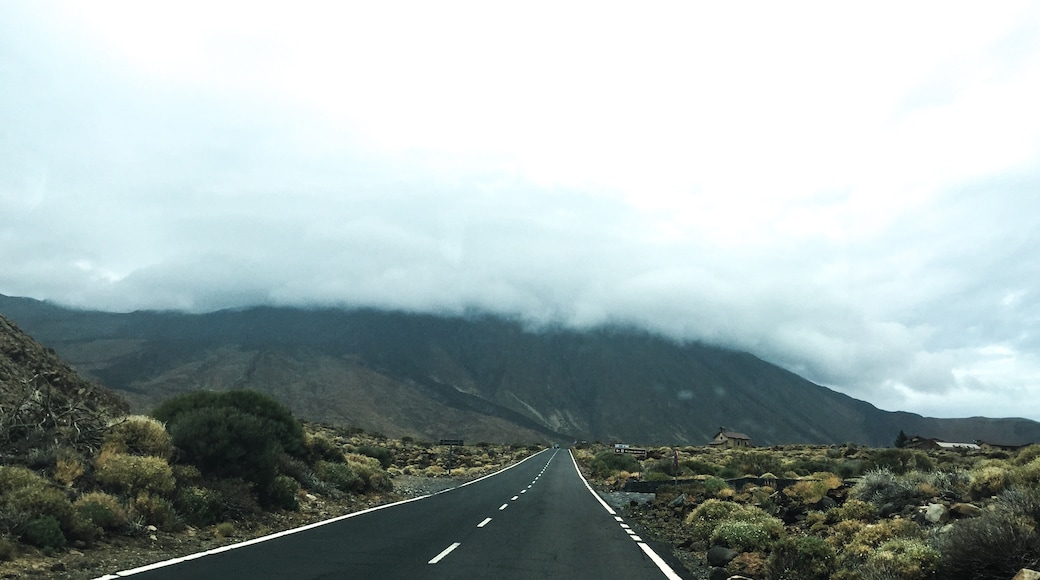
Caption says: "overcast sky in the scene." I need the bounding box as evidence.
[3,2,1040,422]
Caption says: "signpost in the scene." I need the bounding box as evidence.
[613,443,647,458]
[440,439,464,475]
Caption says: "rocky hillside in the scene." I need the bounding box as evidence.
[0,313,128,462]
[3,295,1039,447]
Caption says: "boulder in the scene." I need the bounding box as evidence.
[950,502,982,518]
[706,545,739,567]
[923,503,949,525]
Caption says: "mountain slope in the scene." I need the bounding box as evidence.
[0,311,128,459]
[2,294,1038,447]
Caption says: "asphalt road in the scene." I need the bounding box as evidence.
[98,449,684,579]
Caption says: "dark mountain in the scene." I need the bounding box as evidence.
[2,294,1038,447]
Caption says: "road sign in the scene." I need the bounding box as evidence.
[439,439,464,446]
[614,447,647,457]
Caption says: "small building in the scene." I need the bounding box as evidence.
[906,436,980,451]
[709,427,752,448]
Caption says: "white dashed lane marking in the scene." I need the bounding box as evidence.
[428,542,461,564]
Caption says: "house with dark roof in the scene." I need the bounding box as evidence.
[709,427,752,448]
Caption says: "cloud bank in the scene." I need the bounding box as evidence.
[3,1,1040,420]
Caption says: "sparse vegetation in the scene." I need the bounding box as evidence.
[576,442,1040,580]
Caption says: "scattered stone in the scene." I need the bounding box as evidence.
[1013,569,1040,580]
[950,502,982,518]
[923,503,949,525]
[706,545,739,567]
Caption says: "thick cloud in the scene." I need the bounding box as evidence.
[3,1,1040,420]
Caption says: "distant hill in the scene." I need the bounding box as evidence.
[2,294,1038,447]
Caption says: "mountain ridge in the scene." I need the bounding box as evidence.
[2,294,1038,447]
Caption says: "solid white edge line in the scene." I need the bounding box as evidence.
[638,542,684,580]
[96,449,552,579]
[428,542,462,564]
[568,450,682,580]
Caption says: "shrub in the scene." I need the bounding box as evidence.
[20,516,65,550]
[725,451,783,477]
[685,499,744,541]
[356,445,394,469]
[766,535,835,580]
[1,485,74,537]
[318,461,361,493]
[681,458,721,476]
[95,450,175,496]
[307,433,345,463]
[968,465,1011,499]
[868,449,934,474]
[105,415,174,459]
[174,486,225,527]
[826,498,877,523]
[785,474,842,505]
[264,475,300,511]
[839,519,922,567]
[862,538,940,580]
[710,519,779,552]
[1014,444,1040,465]
[850,469,929,515]
[165,406,280,493]
[130,493,182,532]
[347,456,392,493]
[0,536,15,561]
[153,390,306,459]
[54,454,85,487]
[938,509,1040,579]
[589,451,642,478]
[703,476,730,496]
[74,492,128,531]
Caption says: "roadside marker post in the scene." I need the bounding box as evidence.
[439,439,464,475]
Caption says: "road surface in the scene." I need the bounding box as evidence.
[97,449,685,579]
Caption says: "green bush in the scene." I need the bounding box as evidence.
[710,519,780,552]
[153,390,306,459]
[95,451,175,496]
[74,492,128,532]
[0,536,15,561]
[867,449,934,474]
[165,406,280,493]
[20,516,65,550]
[264,475,300,511]
[318,461,361,493]
[703,476,730,496]
[356,445,394,469]
[681,458,721,476]
[725,451,783,477]
[850,469,930,515]
[105,415,174,459]
[766,535,835,580]
[174,486,226,527]
[131,493,182,532]
[862,538,940,580]
[936,485,1040,579]
[588,451,642,478]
